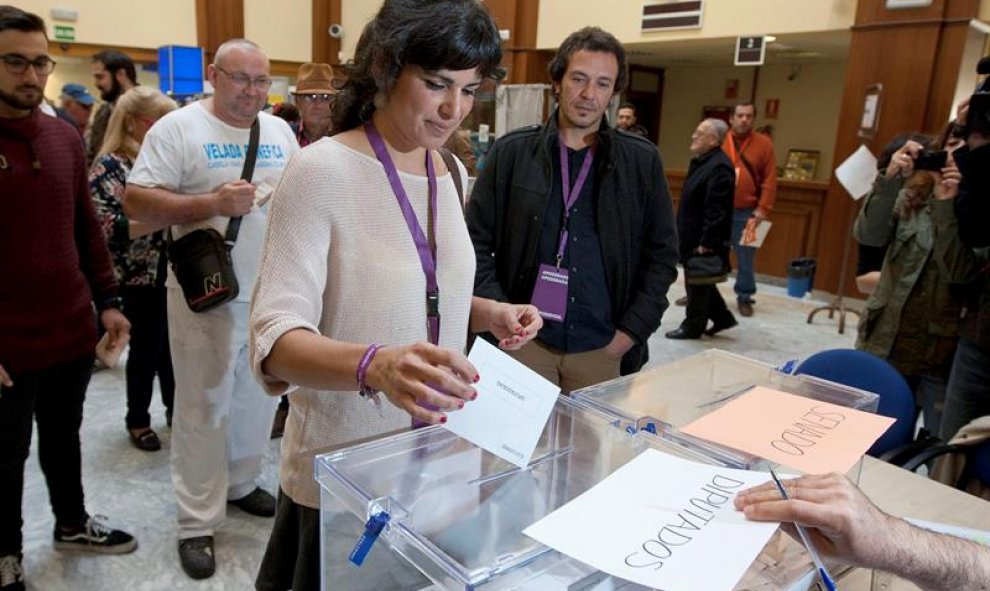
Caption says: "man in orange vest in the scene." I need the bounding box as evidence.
[722,102,777,317]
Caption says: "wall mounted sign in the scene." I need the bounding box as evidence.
[859,84,883,139]
[885,0,934,8]
[53,25,74,42]
[642,1,704,31]
[765,98,780,119]
[735,36,766,66]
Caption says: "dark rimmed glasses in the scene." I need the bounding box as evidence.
[1,54,57,75]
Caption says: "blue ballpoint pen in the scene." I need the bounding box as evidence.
[768,468,839,591]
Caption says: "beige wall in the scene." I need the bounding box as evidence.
[17,0,196,47]
[340,0,382,61]
[246,0,312,62]
[537,0,855,48]
[657,61,847,180]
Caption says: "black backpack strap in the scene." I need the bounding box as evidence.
[439,148,465,212]
[738,151,763,200]
[224,117,261,246]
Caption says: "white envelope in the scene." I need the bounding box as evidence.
[443,339,560,468]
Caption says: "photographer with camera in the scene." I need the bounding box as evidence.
[933,94,990,443]
[852,123,967,436]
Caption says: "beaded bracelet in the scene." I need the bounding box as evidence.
[356,343,384,398]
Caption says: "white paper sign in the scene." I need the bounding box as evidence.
[523,449,780,591]
[835,145,878,200]
[444,339,560,468]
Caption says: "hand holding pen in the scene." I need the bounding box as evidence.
[733,473,901,576]
[734,472,990,591]
[768,468,838,590]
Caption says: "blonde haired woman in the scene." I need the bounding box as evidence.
[90,86,177,451]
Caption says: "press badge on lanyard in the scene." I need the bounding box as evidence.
[530,137,594,323]
[365,121,441,428]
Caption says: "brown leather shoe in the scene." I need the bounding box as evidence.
[738,301,754,317]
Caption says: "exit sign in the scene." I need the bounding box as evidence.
[54,25,75,41]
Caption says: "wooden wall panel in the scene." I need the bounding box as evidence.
[312,0,342,64]
[195,0,244,62]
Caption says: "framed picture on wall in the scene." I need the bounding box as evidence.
[783,149,819,180]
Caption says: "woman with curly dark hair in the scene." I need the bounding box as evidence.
[250,1,541,588]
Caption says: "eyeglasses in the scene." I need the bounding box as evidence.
[300,93,334,103]
[215,65,273,91]
[1,54,57,75]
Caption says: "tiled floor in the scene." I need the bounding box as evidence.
[17,278,858,590]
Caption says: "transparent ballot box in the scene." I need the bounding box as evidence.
[316,395,826,591]
[572,349,880,459]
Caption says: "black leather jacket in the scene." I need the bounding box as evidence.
[466,111,679,373]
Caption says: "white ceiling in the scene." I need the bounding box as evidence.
[625,30,851,68]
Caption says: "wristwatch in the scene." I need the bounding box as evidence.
[96,295,124,312]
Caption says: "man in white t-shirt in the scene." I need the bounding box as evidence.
[124,39,299,580]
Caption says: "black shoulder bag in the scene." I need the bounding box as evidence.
[167,118,260,313]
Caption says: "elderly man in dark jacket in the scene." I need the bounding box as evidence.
[466,27,678,392]
[667,118,737,339]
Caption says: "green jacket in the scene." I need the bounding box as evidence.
[931,198,990,347]
[853,175,962,378]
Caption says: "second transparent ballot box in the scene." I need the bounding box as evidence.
[316,395,826,591]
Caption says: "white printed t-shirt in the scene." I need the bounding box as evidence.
[128,101,299,302]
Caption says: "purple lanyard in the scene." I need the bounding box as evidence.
[365,121,441,346]
[556,136,594,267]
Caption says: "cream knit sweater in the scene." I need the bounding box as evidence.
[250,138,474,508]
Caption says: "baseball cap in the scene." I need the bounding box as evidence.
[61,83,95,106]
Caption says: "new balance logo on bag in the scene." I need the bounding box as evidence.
[204,272,225,295]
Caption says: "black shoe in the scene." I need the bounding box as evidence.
[738,301,754,317]
[665,327,703,340]
[128,428,162,451]
[165,409,173,429]
[228,487,276,517]
[178,536,215,580]
[53,515,137,554]
[0,554,24,591]
[705,315,739,336]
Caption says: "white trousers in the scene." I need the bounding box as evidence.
[167,289,277,539]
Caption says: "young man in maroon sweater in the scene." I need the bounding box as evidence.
[0,7,136,590]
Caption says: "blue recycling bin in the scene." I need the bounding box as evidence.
[787,257,816,297]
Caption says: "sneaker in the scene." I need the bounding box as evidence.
[178,536,215,580]
[53,515,137,554]
[228,487,276,517]
[0,554,24,591]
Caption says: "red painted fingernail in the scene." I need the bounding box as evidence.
[474,374,480,383]
[458,400,465,409]
[439,415,447,424]
[471,391,478,401]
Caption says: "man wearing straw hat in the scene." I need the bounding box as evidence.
[290,62,335,147]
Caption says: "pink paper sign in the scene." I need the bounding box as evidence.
[681,386,895,474]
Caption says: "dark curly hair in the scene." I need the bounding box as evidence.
[547,27,628,95]
[331,0,504,134]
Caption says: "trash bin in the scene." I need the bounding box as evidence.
[787,257,816,297]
